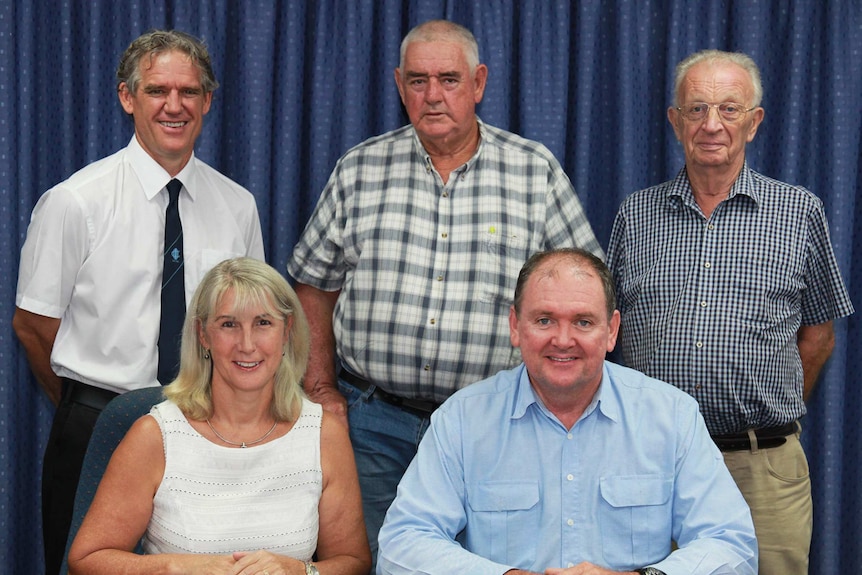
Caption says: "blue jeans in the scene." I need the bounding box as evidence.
[338,379,431,573]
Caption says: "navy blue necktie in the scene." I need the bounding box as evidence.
[157,179,185,384]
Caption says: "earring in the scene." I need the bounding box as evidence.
[204,349,211,360]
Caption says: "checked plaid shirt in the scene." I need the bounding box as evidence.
[607,163,854,434]
[288,118,602,402]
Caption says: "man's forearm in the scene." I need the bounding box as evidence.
[295,283,340,388]
[797,321,835,401]
[13,308,63,405]
[294,283,345,420]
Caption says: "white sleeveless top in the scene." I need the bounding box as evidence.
[142,398,322,559]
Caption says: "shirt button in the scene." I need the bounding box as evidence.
[441,233,448,239]
[707,224,715,230]
[567,519,574,526]
[423,364,430,371]
[567,433,573,439]
[566,474,574,481]
[695,341,704,348]
[437,275,444,281]
[700,301,708,307]
[429,319,436,325]
[442,191,449,198]
[703,262,711,269]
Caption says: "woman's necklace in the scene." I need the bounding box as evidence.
[206,418,278,448]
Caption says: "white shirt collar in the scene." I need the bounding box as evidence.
[126,135,198,201]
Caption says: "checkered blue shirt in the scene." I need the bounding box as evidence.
[607,163,854,434]
[288,119,602,401]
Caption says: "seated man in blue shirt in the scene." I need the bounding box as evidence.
[377,248,757,575]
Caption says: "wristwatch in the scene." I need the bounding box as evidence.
[304,560,320,575]
[636,568,666,575]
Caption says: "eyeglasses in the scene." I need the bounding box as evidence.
[675,102,756,123]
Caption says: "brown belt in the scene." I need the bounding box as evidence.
[339,369,440,417]
[711,422,798,451]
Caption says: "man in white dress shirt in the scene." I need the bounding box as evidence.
[13,30,264,575]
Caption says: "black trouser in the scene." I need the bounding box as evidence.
[41,380,117,575]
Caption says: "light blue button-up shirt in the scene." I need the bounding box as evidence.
[378,362,757,575]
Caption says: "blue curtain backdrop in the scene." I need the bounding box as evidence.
[1,1,859,572]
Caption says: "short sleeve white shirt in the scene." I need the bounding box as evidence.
[16,136,265,393]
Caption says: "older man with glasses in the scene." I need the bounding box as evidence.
[607,49,853,574]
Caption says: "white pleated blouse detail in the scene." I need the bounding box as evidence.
[142,398,322,559]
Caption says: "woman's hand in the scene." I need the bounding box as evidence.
[229,550,306,575]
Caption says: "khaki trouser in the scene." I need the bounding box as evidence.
[721,426,812,575]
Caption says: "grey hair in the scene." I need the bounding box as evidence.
[399,20,479,74]
[117,29,219,95]
[673,49,763,107]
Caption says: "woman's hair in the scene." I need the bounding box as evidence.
[164,257,310,422]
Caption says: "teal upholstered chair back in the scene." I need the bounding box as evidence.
[59,386,165,574]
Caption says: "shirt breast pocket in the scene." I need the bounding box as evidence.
[467,480,540,566]
[599,475,673,567]
[187,249,247,287]
[479,228,529,306]
[731,253,801,328]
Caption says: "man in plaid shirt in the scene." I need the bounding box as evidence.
[607,50,853,574]
[288,20,601,567]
